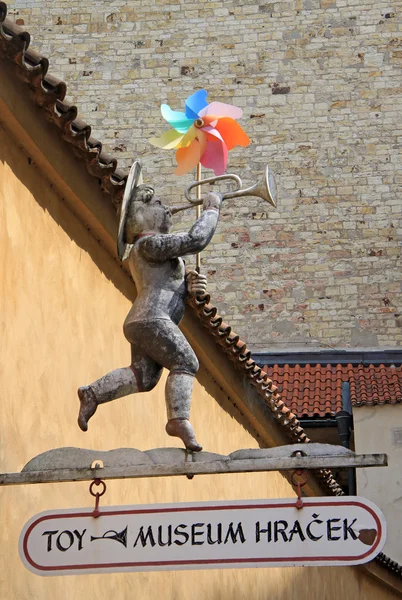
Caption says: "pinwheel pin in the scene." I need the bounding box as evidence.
[149,89,250,176]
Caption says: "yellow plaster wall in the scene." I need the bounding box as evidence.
[0,124,399,599]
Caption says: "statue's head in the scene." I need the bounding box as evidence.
[125,184,172,242]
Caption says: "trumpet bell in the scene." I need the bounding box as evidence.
[225,165,277,208]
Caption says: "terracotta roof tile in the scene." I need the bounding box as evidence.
[261,362,402,417]
[351,363,402,407]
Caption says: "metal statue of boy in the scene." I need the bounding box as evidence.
[77,162,221,452]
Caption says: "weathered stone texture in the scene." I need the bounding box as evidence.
[7,0,402,350]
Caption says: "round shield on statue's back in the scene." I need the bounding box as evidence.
[117,160,143,261]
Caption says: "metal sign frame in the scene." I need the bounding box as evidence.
[19,496,387,576]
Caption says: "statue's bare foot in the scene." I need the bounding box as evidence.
[166,418,202,452]
[77,386,97,432]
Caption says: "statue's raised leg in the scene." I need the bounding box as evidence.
[78,366,140,431]
[78,360,163,431]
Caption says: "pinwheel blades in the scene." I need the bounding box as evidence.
[150,90,250,176]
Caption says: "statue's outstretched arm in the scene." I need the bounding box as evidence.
[140,193,222,262]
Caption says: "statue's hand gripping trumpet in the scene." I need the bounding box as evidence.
[77,161,276,451]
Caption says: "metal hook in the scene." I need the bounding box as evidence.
[291,469,308,510]
[89,479,107,518]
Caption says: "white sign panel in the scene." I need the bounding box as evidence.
[19,497,386,576]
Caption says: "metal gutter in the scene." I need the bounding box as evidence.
[254,349,402,366]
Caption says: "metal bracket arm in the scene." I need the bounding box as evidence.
[0,443,387,487]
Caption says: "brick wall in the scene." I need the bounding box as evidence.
[7,0,402,351]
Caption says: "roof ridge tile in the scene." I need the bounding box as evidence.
[0,3,126,207]
[186,295,343,496]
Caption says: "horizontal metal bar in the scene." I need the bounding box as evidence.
[0,453,387,487]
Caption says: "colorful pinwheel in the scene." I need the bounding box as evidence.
[149,90,250,176]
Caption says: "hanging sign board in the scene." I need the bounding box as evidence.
[19,497,386,576]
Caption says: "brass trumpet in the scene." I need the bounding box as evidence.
[170,165,277,215]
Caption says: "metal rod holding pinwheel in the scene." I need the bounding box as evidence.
[150,90,250,272]
[196,162,202,272]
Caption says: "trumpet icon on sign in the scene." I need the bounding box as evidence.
[90,526,128,548]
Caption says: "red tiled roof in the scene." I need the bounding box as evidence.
[262,363,402,417]
[348,363,402,408]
